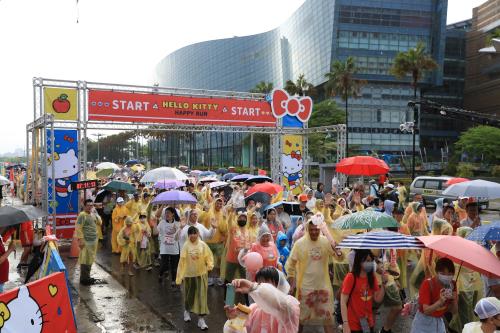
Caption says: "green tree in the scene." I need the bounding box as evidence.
[284,74,316,97]
[454,125,500,164]
[307,100,345,163]
[250,81,274,94]
[324,56,366,156]
[486,27,500,46]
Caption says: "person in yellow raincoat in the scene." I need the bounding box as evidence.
[402,193,425,225]
[449,227,484,332]
[286,216,339,332]
[136,212,153,270]
[313,199,333,225]
[331,198,351,221]
[111,197,129,254]
[76,199,102,285]
[409,218,452,297]
[176,226,214,330]
[117,217,138,276]
[407,202,429,236]
[126,192,144,220]
[246,212,260,245]
[200,197,228,286]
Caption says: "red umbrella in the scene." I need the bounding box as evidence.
[336,156,389,176]
[246,182,283,196]
[417,235,500,278]
[445,177,470,186]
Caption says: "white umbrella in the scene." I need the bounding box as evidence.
[0,176,9,186]
[442,179,500,199]
[96,162,120,170]
[140,167,188,183]
[209,181,229,189]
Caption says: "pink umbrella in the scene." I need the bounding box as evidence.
[417,235,500,278]
[445,177,470,186]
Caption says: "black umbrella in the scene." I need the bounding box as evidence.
[244,192,271,214]
[94,189,112,203]
[215,168,228,175]
[244,175,273,185]
[0,205,48,227]
[222,172,239,181]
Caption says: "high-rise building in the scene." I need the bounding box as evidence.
[156,0,448,158]
[464,0,500,115]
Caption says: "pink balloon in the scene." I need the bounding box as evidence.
[243,252,263,272]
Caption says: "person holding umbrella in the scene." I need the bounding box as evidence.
[76,199,102,285]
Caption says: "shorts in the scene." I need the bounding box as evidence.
[207,243,223,268]
[383,283,402,307]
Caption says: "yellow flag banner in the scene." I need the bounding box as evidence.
[44,88,78,121]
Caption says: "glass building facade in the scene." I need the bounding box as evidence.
[156,0,448,158]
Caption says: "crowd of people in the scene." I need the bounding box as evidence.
[73,170,499,333]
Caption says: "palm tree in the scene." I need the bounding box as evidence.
[324,57,366,157]
[390,41,438,180]
[284,74,316,97]
[250,81,274,94]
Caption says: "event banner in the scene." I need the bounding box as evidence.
[0,272,77,333]
[46,129,79,239]
[44,88,78,121]
[281,135,304,196]
[88,90,276,127]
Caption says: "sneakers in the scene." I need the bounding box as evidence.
[208,277,214,286]
[183,310,191,322]
[216,277,225,287]
[197,317,208,330]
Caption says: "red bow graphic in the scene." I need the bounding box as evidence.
[290,151,302,160]
[271,89,312,123]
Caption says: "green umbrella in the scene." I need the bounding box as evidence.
[332,209,398,230]
[96,168,114,178]
[103,180,136,193]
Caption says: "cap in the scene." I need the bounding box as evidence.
[117,197,124,204]
[298,194,308,202]
[474,297,500,319]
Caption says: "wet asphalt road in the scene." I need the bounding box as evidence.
[94,205,500,333]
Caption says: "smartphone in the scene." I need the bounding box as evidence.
[225,284,235,306]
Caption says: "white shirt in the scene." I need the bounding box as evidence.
[306,197,316,211]
[157,220,181,255]
[178,222,215,250]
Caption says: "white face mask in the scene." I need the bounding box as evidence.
[437,273,453,285]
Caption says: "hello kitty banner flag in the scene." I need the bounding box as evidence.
[46,129,80,239]
[281,135,304,195]
[0,272,77,333]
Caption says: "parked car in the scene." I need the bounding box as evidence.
[409,176,489,209]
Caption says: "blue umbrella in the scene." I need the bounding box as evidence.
[151,190,197,205]
[231,174,252,182]
[466,221,500,243]
[125,159,139,166]
[222,173,239,181]
[244,175,273,184]
[338,231,425,249]
[153,179,186,190]
[199,171,217,178]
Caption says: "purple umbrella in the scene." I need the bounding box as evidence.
[231,174,253,182]
[153,179,185,190]
[151,190,197,205]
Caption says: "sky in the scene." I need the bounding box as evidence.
[0,0,487,155]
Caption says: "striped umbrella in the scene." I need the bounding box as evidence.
[338,231,424,249]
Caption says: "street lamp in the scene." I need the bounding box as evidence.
[92,133,103,162]
[401,101,419,180]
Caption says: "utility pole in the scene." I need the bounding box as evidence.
[92,133,103,162]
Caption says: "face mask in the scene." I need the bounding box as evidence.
[140,218,146,223]
[437,273,453,285]
[237,220,247,227]
[362,261,375,273]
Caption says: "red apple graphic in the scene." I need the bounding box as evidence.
[52,94,71,113]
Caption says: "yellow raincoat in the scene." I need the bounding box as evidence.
[176,238,214,283]
[332,198,351,221]
[125,199,145,220]
[75,211,101,266]
[199,199,228,269]
[117,223,138,263]
[111,204,129,253]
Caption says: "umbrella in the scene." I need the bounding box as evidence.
[417,235,500,278]
[199,171,217,178]
[445,177,470,186]
[103,180,136,193]
[222,173,239,181]
[244,192,272,212]
[209,181,229,190]
[215,168,228,175]
[151,190,197,205]
[231,174,252,182]
[96,162,119,170]
[154,179,185,190]
[125,159,139,166]
[190,170,202,177]
[0,175,9,186]
[466,221,500,243]
[96,168,114,178]
[332,209,398,230]
[246,182,283,196]
[338,231,424,249]
[94,189,111,203]
[336,156,389,176]
[244,175,273,185]
[0,205,48,227]
[442,179,500,199]
[140,167,188,183]
[198,176,218,184]
[264,201,301,215]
